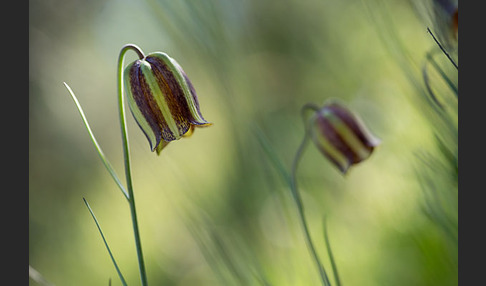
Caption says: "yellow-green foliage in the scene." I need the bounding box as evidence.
[29,0,457,285]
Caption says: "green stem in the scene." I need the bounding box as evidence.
[323,217,341,286]
[117,44,148,286]
[289,107,331,286]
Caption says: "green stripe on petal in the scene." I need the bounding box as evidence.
[124,62,158,150]
[139,60,181,140]
[311,118,350,172]
[149,52,208,124]
[322,110,372,162]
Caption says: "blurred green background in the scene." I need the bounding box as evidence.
[29,0,458,285]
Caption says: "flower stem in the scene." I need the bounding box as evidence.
[289,106,331,286]
[118,44,148,286]
[323,216,341,286]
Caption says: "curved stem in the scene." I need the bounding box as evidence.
[118,44,148,286]
[301,103,320,115]
[289,111,331,286]
[122,44,146,60]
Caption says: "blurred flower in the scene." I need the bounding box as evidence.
[309,100,380,174]
[432,0,458,43]
[452,7,458,39]
[124,52,211,154]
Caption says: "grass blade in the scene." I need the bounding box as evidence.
[63,82,129,201]
[83,198,128,286]
[425,51,458,97]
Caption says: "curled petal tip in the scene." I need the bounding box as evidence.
[155,140,170,155]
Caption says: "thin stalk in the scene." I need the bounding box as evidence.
[257,103,330,286]
[117,44,148,286]
[290,131,331,286]
[290,105,331,286]
[64,83,129,200]
[323,217,341,286]
[255,102,331,285]
[427,27,458,70]
[83,198,128,286]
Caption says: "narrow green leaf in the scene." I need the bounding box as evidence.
[425,51,458,97]
[422,60,444,109]
[63,82,129,201]
[83,198,128,286]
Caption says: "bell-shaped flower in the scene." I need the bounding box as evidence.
[309,100,380,174]
[124,52,211,154]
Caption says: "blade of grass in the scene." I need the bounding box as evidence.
[83,198,128,286]
[188,228,232,284]
[422,61,444,109]
[253,126,291,186]
[252,102,319,187]
[425,51,458,97]
[210,231,249,285]
[64,82,129,201]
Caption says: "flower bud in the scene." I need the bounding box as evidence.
[124,52,211,154]
[309,101,380,174]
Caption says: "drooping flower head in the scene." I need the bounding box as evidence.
[124,52,211,154]
[309,100,380,174]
